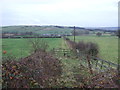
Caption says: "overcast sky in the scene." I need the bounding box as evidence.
[0,0,119,27]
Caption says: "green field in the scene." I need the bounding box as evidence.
[68,35,118,63]
[2,38,63,58]
[1,35,119,88]
[2,35,118,63]
[1,37,94,88]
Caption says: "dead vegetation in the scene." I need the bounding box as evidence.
[2,50,62,88]
[2,37,119,88]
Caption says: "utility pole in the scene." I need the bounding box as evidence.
[74,26,75,42]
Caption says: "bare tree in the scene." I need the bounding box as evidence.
[28,38,49,53]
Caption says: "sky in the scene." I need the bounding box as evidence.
[0,0,119,27]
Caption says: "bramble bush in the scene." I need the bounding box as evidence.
[96,32,102,37]
[75,41,99,57]
[64,37,99,57]
[2,50,62,88]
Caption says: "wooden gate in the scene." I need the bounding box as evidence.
[52,48,73,57]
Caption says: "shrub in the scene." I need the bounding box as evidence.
[65,38,70,41]
[75,41,99,57]
[2,50,62,88]
[28,38,49,53]
[2,55,17,61]
[96,32,102,37]
[76,41,86,52]
[75,41,99,74]
[86,42,99,57]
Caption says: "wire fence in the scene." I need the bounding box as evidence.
[79,54,119,72]
[52,48,119,72]
[2,44,119,72]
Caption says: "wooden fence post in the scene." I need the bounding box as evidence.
[101,61,103,69]
[87,55,93,74]
[109,63,110,68]
[96,60,98,67]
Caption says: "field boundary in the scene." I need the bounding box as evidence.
[63,37,119,72]
[2,36,61,38]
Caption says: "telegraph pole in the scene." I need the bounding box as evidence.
[74,26,75,42]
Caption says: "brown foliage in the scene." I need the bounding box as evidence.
[86,42,99,56]
[75,41,99,57]
[2,50,62,88]
[88,69,118,88]
[96,32,102,37]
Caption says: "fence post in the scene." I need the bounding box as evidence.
[96,60,98,67]
[87,55,93,74]
[101,61,103,69]
[108,63,110,68]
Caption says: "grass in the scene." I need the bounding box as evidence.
[2,39,30,58]
[2,38,62,59]
[2,35,118,63]
[2,35,118,88]
[68,35,118,63]
[59,57,92,87]
[2,37,94,88]
[53,39,92,87]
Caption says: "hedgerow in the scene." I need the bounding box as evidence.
[2,50,62,88]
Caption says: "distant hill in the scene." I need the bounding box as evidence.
[85,27,118,31]
[1,25,86,35]
[2,25,117,35]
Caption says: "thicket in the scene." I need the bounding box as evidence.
[96,32,102,37]
[65,38,99,74]
[76,41,99,57]
[2,50,62,88]
[65,38,99,57]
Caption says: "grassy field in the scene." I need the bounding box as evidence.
[2,38,63,59]
[2,37,95,88]
[2,35,118,63]
[68,35,118,63]
[1,35,119,88]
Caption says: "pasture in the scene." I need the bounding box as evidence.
[68,35,118,63]
[2,38,63,58]
[2,35,119,88]
[2,35,118,63]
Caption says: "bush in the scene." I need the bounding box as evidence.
[86,42,99,57]
[2,51,62,88]
[75,41,99,57]
[96,32,102,37]
[28,38,49,53]
[76,41,86,52]
[65,38,70,41]
[75,41,99,74]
